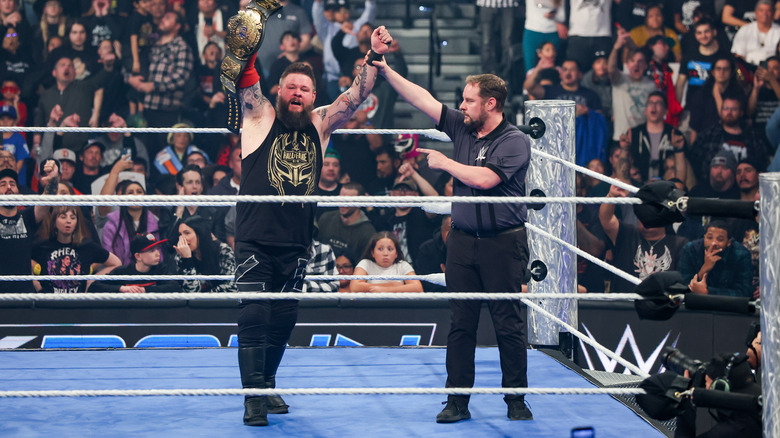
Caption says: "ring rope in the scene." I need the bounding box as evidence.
[526,223,642,286]
[0,387,647,398]
[1,194,643,207]
[532,150,639,194]
[0,274,444,282]
[0,292,643,302]
[520,297,649,378]
[0,126,452,141]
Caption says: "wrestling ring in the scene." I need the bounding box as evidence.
[0,101,777,437]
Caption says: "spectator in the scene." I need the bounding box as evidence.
[204,163,230,189]
[209,143,240,196]
[414,215,450,292]
[50,148,77,187]
[609,30,657,141]
[303,235,340,292]
[93,113,150,168]
[257,0,313,78]
[687,56,745,143]
[32,204,122,293]
[334,249,356,292]
[366,144,400,196]
[566,1,612,72]
[0,163,58,293]
[0,79,26,127]
[621,91,691,184]
[599,183,689,293]
[349,231,423,292]
[478,0,517,77]
[160,164,224,244]
[679,220,752,297]
[312,0,376,101]
[268,31,302,99]
[526,40,560,84]
[0,0,31,51]
[581,50,613,121]
[127,10,193,143]
[674,0,716,42]
[99,166,161,265]
[644,35,683,126]
[0,104,28,179]
[731,0,780,67]
[318,181,377,257]
[0,26,33,86]
[94,38,128,124]
[184,149,210,169]
[525,59,602,112]
[70,140,107,194]
[34,57,103,150]
[193,0,227,62]
[48,20,100,80]
[629,4,682,61]
[82,0,123,49]
[689,96,771,183]
[748,55,780,131]
[123,0,154,121]
[737,157,762,202]
[522,0,564,73]
[689,150,740,199]
[316,148,341,197]
[31,0,68,65]
[89,233,179,293]
[194,41,226,126]
[153,124,208,175]
[675,18,726,106]
[371,177,437,265]
[331,109,381,188]
[173,214,236,292]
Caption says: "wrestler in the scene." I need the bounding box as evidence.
[220,1,393,427]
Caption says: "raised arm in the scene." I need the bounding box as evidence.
[373,55,443,124]
[313,26,392,145]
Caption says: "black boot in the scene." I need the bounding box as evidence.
[436,396,471,423]
[265,345,290,414]
[238,347,268,426]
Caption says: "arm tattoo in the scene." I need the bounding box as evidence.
[43,176,59,195]
[239,82,267,112]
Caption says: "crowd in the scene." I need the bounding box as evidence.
[0,0,772,296]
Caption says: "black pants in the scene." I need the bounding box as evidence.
[444,227,529,401]
[235,241,309,349]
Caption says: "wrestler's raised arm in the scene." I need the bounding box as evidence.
[372,56,443,124]
[313,26,392,146]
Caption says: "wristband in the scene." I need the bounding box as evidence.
[366,50,384,66]
[673,149,685,154]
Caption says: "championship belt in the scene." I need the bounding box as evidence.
[221,0,282,134]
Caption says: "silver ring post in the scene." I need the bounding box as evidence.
[525,100,577,347]
[760,172,780,438]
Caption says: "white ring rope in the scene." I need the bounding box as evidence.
[520,298,649,378]
[0,292,643,302]
[1,194,643,207]
[0,387,646,398]
[0,126,452,141]
[526,223,642,286]
[532,150,639,194]
[0,274,443,282]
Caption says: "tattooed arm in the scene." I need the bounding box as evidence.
[313,26,393,150]
[35,160,59,223]
[239,80,276,158]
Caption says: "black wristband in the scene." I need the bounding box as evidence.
[366,50,384,66]
[674,149,685,154]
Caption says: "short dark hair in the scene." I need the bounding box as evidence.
[280,31,301,44]
[342,181,365,195]
[176,164,203,186]
[464,74,508,111]
[693,17,715,31]
[647,90,667,107]
[707,219,732,239]
[280,62,317,89]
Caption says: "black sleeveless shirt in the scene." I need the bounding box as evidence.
[236,118,322,248]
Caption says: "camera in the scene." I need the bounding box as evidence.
[661,346,706,377]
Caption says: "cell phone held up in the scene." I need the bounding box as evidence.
[122,147,133,161]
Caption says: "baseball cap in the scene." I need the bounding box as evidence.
[130,233,168,255]
[0,168,18,182]
[324,0,346,10]
[392,178,418,192]
[593,50,608,61]
[711,151,737,173]
[0,104,17,119]
[52,148,77,163]
[81,139,106,153]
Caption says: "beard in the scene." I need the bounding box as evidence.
[463,108,487,131]
[276,95,314,131]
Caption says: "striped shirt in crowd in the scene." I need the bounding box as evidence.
[143,35,194,111]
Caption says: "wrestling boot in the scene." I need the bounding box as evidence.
[238,347,268,426]
[506,397,533,421]
[265,345,290,414]
[220,0,282,133]
[436,396,471,423]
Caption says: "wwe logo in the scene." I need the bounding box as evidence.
[578,323,679,375]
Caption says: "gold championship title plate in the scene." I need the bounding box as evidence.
[221,0,283,134]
